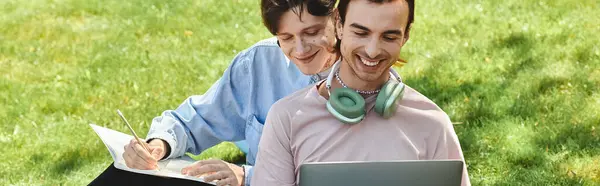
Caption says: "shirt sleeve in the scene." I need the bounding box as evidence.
[432,116,471,186]
[251,103,296,186]
[145,49,254,159]
[242,165,253,186]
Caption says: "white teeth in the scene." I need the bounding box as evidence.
[360,57,379,67]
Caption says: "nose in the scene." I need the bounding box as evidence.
[365,38,381,59]
[294,37,311,55]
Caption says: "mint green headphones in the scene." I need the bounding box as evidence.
[324,61,405,124]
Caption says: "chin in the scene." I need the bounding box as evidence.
[299,61,328,75]
[356,73,383,82]
[353,65,389,82]
[296,65,320,75]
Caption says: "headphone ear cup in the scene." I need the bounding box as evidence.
[327,87,366,124]
[375,82,405,118]
[375,82,397,116]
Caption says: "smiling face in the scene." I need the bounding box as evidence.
[276,7,338,75]
[336,0,410,86]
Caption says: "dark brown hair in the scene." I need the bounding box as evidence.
[261,0,337,35]
[335,0,414,51]
[337,0,414,32]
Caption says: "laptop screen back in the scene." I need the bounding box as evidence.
[299,160,463,186]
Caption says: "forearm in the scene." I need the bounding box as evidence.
[146,52,253,159]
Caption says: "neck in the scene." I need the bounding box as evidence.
[338,59,390,92]
[318,58,391,99]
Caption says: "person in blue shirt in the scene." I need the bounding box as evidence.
[89,0,339,186]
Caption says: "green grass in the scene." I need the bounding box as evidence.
[0,0,598,185]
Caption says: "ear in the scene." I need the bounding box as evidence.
[334,10,343,40]
[401,24,412,46]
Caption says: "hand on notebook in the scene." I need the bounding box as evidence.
[181,159,244,186]
[123,138,167,170]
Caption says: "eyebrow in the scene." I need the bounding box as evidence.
[349,23,403,36]
[349,23,370,32]
[277,24,325,35]
[302,24,325,31]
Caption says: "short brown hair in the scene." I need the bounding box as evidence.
[261,0,337,35]
[337,0,414,32]
[335,0,414,51]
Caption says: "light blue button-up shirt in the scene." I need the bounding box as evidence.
[145,37,322,185]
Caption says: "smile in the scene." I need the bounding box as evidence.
[357,55,382,67]
[296,50,319,61]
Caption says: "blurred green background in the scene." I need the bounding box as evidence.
[0,0,598,185]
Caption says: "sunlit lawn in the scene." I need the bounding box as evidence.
[0,0,598,185]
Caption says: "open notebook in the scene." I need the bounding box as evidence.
[89,124,216,185]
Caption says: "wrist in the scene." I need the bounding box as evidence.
[149,138,170,160]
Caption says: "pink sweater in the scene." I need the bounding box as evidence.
[252,84,470,186]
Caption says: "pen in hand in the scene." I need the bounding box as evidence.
[118,109,165,171]
[117,109,151,154]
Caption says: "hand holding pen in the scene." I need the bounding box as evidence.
[118,110,169,170]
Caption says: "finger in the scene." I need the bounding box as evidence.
[203,171,229,182]
[125,148,156,169]
[130,138,152,154]
[150,147,164,160]
[123,143,135,160]
[186,163,226,177]
[126,139,149,164]
[124,152,147,169]
[131,141,156,164]
[131,158,155,170]
[123,147,141,168]
[128,144,157,170]
[182,160,203,174]
[124,143,130,153]
[131,138,152,154]
[215,177,236,186]
[182,159,220,174]
[122,151,132,168]
[139,140,152,152]
[187,163,223,177]
[129,138,138,147]
[199,159,224,165]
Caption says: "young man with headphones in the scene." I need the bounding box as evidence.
[251,0,470,185]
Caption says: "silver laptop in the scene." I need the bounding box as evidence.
[299,160,463,186]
